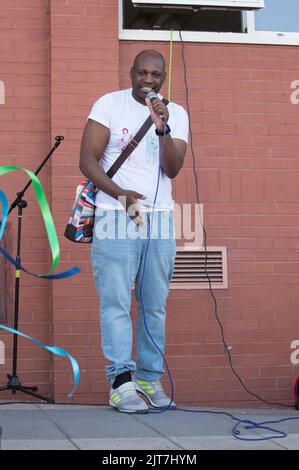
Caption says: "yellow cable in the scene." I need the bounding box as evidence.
[168,29,173,102]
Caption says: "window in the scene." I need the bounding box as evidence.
[132,0,264,9]
[119,0,299,45]
[123,0,244,32]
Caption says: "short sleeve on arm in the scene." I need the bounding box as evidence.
[170,105,189,144]
[87,93,113,129]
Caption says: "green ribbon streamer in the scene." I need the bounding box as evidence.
[0,165,60,275]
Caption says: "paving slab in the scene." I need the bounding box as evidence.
[0,403,298,450]
[73,437,181,450]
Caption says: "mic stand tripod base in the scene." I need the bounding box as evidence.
[0,374,54,403]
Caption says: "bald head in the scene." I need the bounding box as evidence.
[133,49,166,73]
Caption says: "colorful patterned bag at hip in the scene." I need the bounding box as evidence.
[64,180,97,243]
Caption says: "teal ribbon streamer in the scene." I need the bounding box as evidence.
[0,189,8,241]
[0,189,80,397]
[0,325,80,398]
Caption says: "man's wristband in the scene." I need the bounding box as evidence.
[155,124,171,136]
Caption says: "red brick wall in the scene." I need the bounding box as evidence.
[50,0,120,404]
[120,42,299,407]
[0,0,52,399]
[1,0,299,407]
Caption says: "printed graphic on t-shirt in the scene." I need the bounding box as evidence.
[117,126,159,167]
[117,127,158,167]
[126,131,159,168]
[145,133,159,161]
[118,128,132,153]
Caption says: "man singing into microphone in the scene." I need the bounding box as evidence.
[80,49,189,413]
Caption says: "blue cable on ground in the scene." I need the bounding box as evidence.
[137,123,299,441]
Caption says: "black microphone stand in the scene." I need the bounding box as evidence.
[0,136,64,403]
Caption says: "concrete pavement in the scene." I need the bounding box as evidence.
[0,402,298,450]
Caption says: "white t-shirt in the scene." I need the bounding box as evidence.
[88,88,189,212]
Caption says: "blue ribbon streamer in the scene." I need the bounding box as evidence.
[0,325,80,398]
[0,244,80,279]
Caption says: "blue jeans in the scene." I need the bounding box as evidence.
[91,209,176,384]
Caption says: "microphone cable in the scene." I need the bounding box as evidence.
[136,116,298,442]
[178,28,294,411]
[136,32,299,441]
[137,123,175,414]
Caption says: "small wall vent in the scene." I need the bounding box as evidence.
[170,246,228,289]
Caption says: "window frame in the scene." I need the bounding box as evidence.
[119,1,299,46]
[132,0,264,8]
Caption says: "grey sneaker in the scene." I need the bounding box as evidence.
[133,377,177,409]
[109,381,149,414]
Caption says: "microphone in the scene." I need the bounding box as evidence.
[146,91,165,121]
